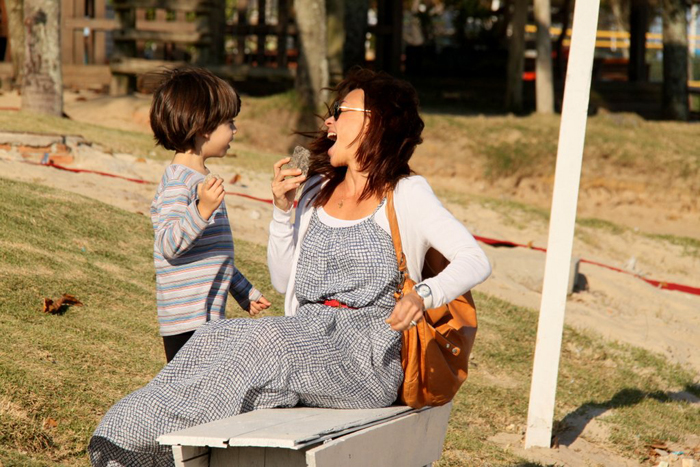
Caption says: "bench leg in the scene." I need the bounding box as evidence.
[171,445,210,467]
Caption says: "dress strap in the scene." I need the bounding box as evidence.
[370,197,387,220]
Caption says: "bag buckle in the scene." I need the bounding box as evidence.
[394,271,407,301]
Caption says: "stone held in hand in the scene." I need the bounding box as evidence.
[289,146,310,177]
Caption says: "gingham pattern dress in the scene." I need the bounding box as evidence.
[89,202,403,466]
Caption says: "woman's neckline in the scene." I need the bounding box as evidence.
[317,205,373,223]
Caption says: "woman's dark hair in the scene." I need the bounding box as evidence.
[150,67,241,153]
[305,68,424,207]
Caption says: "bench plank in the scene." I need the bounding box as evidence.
[158,406,415,450]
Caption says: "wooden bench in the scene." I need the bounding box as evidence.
[158,404,452,467]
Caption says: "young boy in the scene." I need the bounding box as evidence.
[149,67,270,362]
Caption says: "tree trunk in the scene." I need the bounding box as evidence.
[374,0,402,76]
[609,0,629,59]
[294,0,329,128]
[208,0,226,65]
[662,0,689,121]
[326,0,344,80]
[22,0,62,116]
[554,0,571,81]
[6,0,24,87]
[688,3,697,83]
[628,0,649,82]
[235,0,249,65]
[494,0,512,45]
[534,0,554,114]
[505,0,527,113]
[342,0,369,73]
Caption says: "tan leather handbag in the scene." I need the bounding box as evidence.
[386,191,478,409]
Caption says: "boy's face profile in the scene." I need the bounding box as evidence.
[201,119,237,158]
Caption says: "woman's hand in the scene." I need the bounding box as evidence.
[272,157,306,212]
[385,290,425,331]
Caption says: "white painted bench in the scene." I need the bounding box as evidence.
[158,404,452,467]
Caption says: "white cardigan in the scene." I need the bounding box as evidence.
[267,175,491,316]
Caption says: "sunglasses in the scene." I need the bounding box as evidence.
[332,101,371,120]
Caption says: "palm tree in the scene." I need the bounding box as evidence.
[5,0,24,87]
[661,0,689,120]
[535,0,555,113]
[506,0,528,112]
[294,0,329,128]
[21,0,63,117]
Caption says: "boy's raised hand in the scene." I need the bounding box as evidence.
[248,295,271,316]
[197,176,225,220]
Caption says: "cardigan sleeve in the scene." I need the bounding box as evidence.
[397,176,491,307]
[267,204,295,294]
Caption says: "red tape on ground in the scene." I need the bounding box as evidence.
[579,259,700,295]
[23,160,155,185]
[473,235,700,296]
[22,159,700,297]
[24,160,285,204]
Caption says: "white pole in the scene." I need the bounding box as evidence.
[524,0,601,449]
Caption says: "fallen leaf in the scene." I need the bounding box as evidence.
[229,174,241,185]
[43,418,58,429]
[43,294,83,315]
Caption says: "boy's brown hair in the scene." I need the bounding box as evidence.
[150,67,241,153]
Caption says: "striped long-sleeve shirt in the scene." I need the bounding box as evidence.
[150,164,260,336]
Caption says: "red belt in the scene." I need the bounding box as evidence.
[323,299,357,309]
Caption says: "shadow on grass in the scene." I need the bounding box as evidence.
[512,463,560,467]
[556,386,700,447]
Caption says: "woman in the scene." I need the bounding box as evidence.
[269,68,490,328]
[88,69,490,467]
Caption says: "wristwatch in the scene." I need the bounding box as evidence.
[414,283,433,310]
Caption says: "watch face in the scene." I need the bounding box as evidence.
[416,284,431,298]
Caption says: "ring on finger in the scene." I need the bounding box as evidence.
[409,320,417,328]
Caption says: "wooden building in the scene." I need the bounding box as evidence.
[0,0,403,94]
[0,0,303,93]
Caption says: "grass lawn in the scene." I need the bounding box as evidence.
[0,177,697,466]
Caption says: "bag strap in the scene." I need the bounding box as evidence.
[386,191,410,300]
[386,191,407,273]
